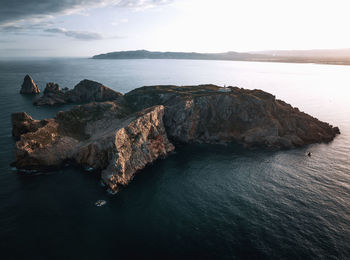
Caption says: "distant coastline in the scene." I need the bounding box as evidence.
[92,49,350,66]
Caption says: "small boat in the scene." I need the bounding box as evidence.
[84,166,94,172]
[95,200,107,207]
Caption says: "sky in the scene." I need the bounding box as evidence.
[0,0,350,57]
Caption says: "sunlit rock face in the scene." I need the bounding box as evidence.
[99,106,175,193]
[20,75,40,94]
[12,83,340,193]
[34,79,122,106]
[12,101,174,192]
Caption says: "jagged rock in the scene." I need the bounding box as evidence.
[11,112,48,138]
[44,82,60,94]
[66,79,122,103]
[12,102,174,192]
[20,75,40,94]
[34,82,67,106]
[33,79,122,106]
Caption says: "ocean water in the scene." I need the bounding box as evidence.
[0,58,349,259]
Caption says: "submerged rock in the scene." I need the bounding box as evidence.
[20,75,40,94]
[12,83,340,193]
[33,79,122,106]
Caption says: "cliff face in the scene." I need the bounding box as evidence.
[99,106,175,192]
[125,85,340,149]
[12,101,174,192]
[20,75,40,94]
[11,112,48,138]
[12,83,340,193]
[34,79,122,106]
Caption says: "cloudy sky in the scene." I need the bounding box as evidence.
[0,0,349,57]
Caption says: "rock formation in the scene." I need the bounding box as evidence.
[20,75,40,94]
[33,82,67,106]
[125,85,340,149]
[34,79,122,106]
[11,112,48,138]
[12,99,174,192]
[12,83,340,192]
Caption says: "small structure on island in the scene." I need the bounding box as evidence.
[218,84,230,92]
[20,74,40,94]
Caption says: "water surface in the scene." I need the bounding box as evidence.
[0,58,349,259]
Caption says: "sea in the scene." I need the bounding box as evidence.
[0,58,349,259]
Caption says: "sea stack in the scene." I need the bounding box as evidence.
[20,75,40,94]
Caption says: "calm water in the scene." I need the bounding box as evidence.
[0,58,349,259]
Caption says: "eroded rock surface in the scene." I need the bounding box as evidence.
[20,75,40,94]
[33,82,67,106]
[125,85,340,149]
[12,83,340,193]
[11,112,48,138]
[34,79,122,106]
[12,101,174,192]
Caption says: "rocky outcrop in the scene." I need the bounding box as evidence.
[33,82,67,106]
[12,83,340,193]
[11,112,48,138]
[66,79,122,103]
[125,85,340,149]
[20,75,40,94]
[33,79,122,106]
[12,101,174,192]
[98,106,174,192]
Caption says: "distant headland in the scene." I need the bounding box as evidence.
[92,50,262,61]
[92,49,350,66]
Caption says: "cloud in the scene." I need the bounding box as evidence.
[0,39,16,43]
[44,28,103,40]
[0,25,23,32]
[111,18,129,26]
[0,0,174,25]
[117,0,172,8]
[0,21,55,35]
[0,48,53,52]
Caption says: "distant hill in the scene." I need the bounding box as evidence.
[92,49,350,65]
[251,49,350,58]
[92,50,265,61]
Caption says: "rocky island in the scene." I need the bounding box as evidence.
[11,78,340,193]
[33,79,122,106]
[20,74,40,94]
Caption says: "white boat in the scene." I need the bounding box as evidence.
[95,200,107,206]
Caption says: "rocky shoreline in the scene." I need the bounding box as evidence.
[12,77,340,193]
